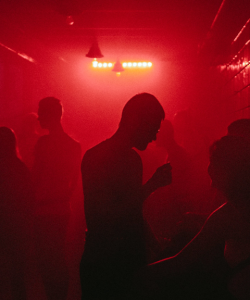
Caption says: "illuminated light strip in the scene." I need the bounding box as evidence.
[92,61,113,68]
[0,42,36,63]
[233,18,250,43]
[122,62,152,68]
[92,60,152,68]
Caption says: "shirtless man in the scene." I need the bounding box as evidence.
[80,93,172,300]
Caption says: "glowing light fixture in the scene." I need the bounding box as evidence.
[86,41,104,59]
[66,15,74,25]
[121,61,152,68]
[0,42,36,63]
[91,60,152,71]
[92,59,98,67]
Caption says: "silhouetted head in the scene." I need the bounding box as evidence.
[227,118,250,142]
[119,93,165,150]
[156,119,175,148]
[38,97,62,130]
[0,126,17,158]
[21,112,40,136]
[208,135,250,201]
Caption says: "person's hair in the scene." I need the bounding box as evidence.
[38,97,62,121]
[119,93,165,128]
[209,135,250,199]
[227,118,250,140]
[0,126,18,158]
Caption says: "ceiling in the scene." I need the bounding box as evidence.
[0,0,225,66]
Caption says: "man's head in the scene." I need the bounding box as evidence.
[119,93,165,150]
[38,97,62,130]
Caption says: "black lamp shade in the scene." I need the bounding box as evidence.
[86,42,104,58]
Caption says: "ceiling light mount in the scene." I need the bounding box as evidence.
[112,61,125,73]
[86,41,104,59]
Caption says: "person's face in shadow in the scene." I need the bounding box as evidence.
[133,119,162,151]
[37,108,60,130]
[208,162,229,194]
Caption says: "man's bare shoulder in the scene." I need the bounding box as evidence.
[82,139,141,166]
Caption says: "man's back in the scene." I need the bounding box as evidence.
[82,136,147,264]
[33,131,81,208]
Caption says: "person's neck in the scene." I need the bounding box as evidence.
[111,127,133,150]
[48,123,64,135]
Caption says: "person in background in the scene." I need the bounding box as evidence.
[32,97,81,300]
[209,118,250,216]
[0,126,34,300]
[143,119,200,257]
[80,93,172,300]
[138,135,250,300]
[227,118,250,142]
[18,112,42,171]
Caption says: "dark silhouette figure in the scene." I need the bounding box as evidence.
[32,97,81,300]
[172,109,212,214]
[143,120,196,247]
[80,93,172,300]
[0,127,34,300]
[18,112,42,171]
[209,118,250,217]
[227,118,250,142]
[138,135,250,300]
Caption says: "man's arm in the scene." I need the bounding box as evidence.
[142,163,172,200]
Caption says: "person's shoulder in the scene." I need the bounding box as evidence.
[14,157,31,178]
[63,132,81,152]
[204,202,235,232]
[63,132,80,146]
[36,134,49,143]
[130,148,142,161]
[82,139,109,161]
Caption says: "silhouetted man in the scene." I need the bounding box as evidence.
[32,97,81,300]
[80,93,172,300]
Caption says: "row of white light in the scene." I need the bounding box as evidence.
[123,62,152,68]
[92,61,152,68]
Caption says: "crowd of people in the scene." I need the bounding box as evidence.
[1,93,250,300]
